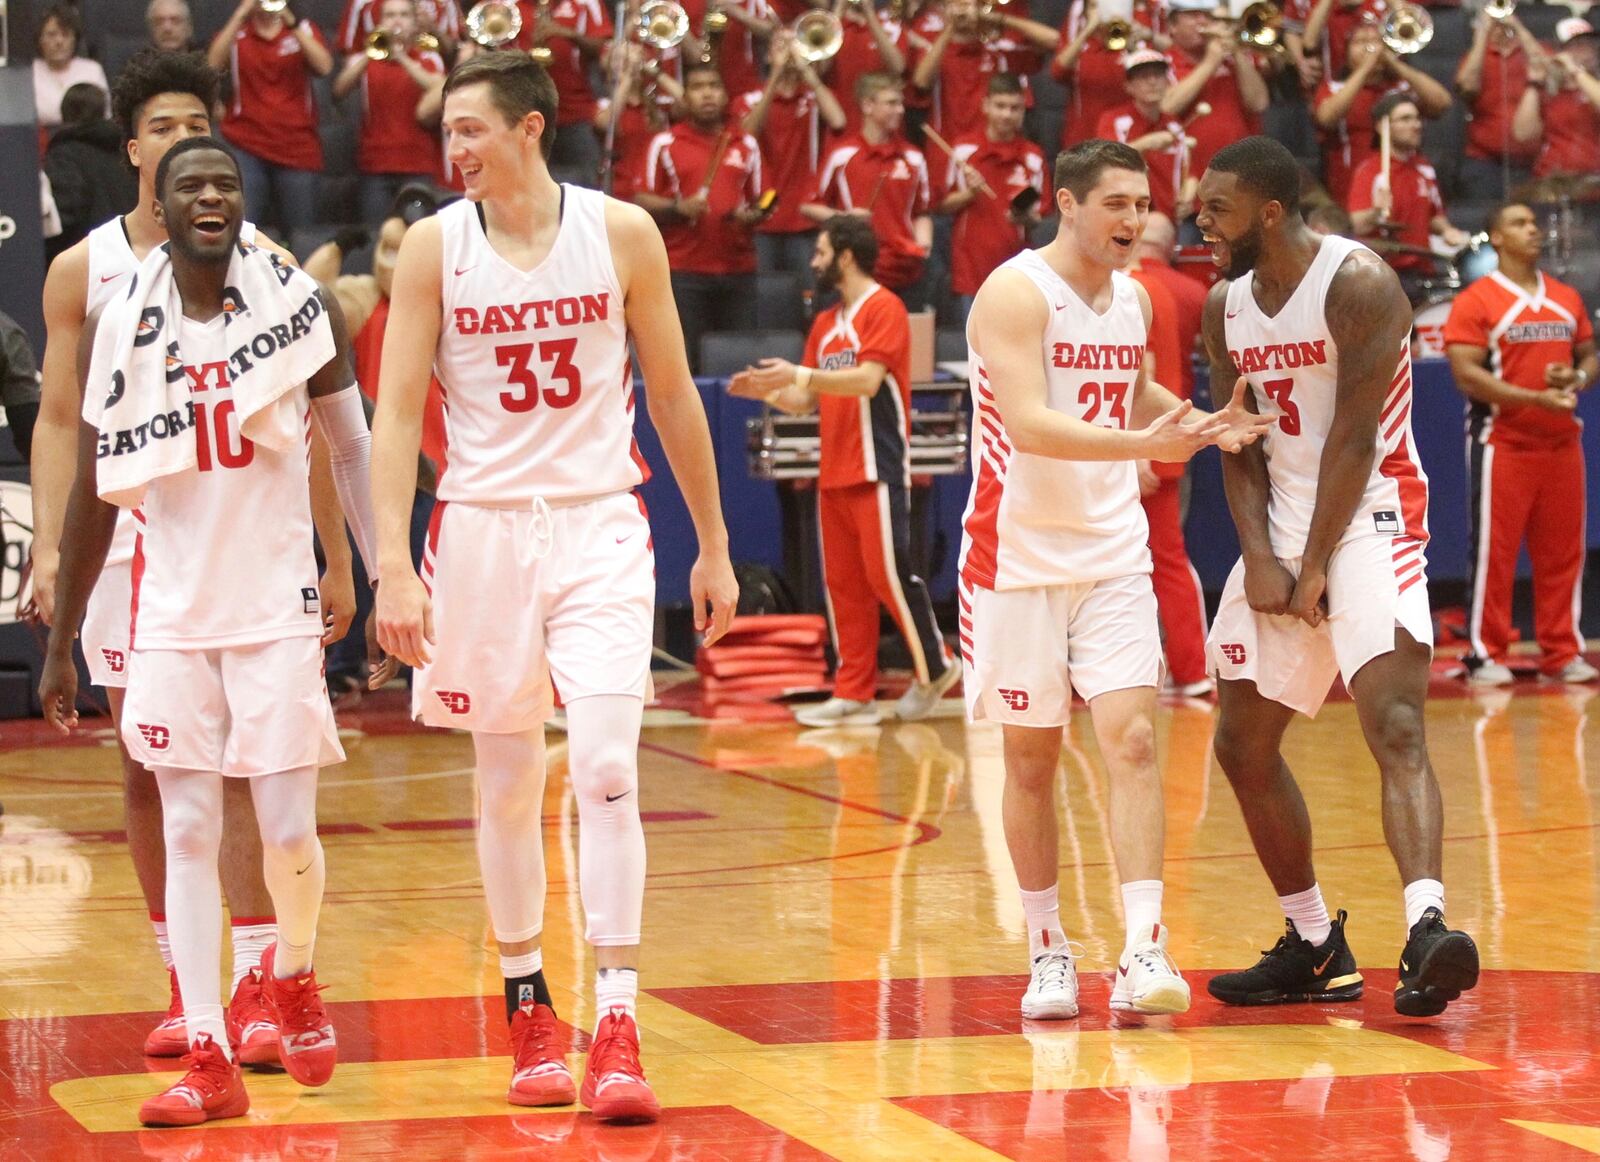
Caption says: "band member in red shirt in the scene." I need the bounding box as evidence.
[638,62,766,372]
[730,215,959,726]
[599,39,683,201]
[1513,19,1600,179]
[1096,48,1193,222]
[1299,0,1383,80]
[935,73,1044,312]
[337,0,462,56]
[736,28,848,272]
[1347,93,1467,274]
[332,0,448,224]
[1455,9,1542,197]
[495,0,616,183]
[207,0,334,234]
[910,0,1058,140]
[804,73,933,309]
[1161,0,1268,178]
[681,0,778,98]
[1444,202,1599,685]
[827,0,907,136]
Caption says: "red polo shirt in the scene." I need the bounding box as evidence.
[1464,46,1537,164]
[1053,0,1166,149]
[678,0,773,101]
[941,131,1046,295]
[733,86,826,236]
[220,21,326,170]
[357,49,446,175]
[921,35,1042,139]
[1096,103,1187,220]
[511,0,613,126]
[1348,150,1443,271]
[606,97,670,202]
[1136,256,1205,400]
[1314,75,1408,204]
[828,12,905,137]
[645,120,762,274]
[813,133,931,291]
[1129,267,1187,480]
[1164,46,1260,177]
[336,0,462,52]
[1533,87,1600,177]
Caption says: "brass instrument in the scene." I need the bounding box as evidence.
[977,0,1012,43]
[700,5,730,63]
[638,0,689,48]
[527,0,553,65]
[1482,0,1514,18]
[1098,0,1135,52]
[258,0,288,12]
[366,28,440,59]
[793,10,844,62]
[466,0,523,47]
[1231,0,1280,48]
[1381,2,1433,54]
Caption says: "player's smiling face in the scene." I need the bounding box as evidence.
[156,149,244,263]
[444,82,543,201]
[1195,169,1265,279]
[1062,166,1150,271]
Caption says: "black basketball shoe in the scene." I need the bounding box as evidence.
[1394,908,1479,1017]
[1208,909,1364,1006]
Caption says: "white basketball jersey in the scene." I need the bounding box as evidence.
[1223,234,1429,559]
[130,314,320,651]
[85,216,259,566]
[959,250,1152,591]
[434,187,645,504]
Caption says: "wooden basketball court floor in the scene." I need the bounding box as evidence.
[4,677,1600,1160]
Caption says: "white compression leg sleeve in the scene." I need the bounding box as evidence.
[472,730,548,945]
[564,695,646,946]
[154,768,228,1053]
[250,766,324,976]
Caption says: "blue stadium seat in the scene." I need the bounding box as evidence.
[754,271,806,332]
[699,329,804,377]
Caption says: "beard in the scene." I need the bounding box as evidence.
[814,257,844,295]
[1224,220,1266,280]
[166,217,241,265]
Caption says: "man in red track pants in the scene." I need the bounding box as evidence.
[733,216,960,726]
[1444,202,1599,685]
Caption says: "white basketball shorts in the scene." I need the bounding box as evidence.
[960,571,1163,727]
[81,560,133,689]
[1206,534,1435,718]
[414,492,655,733]
[120,635,344,775]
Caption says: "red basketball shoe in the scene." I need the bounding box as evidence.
[508,1001,577,1106]
[138,1033,249,1127]
[580,1007,661,1124]
[259,943,337,1087]
[144,968,188,1058]
[227,967,281,1067]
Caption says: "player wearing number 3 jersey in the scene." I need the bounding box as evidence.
[371,53,738,1124]
[958,139,1273,1025]
[1196,136,1479,1018]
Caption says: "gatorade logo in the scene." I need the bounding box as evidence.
[998,688,1030,712]
[137,723,171,750]
[436,690,472,715]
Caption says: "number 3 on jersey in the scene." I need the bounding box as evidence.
[497,338,583,412]
[1261,377,1301,436]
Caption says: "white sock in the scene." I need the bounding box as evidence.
[1278,884,1333,947]
[1403,879,1445,932]
[1019,884,1068,961]
[185,1003,230,1059]
[594,967,638,1026]
[230,919,276,991]
[1120,880,1164,959]
[501,948,543,979]
[150,913,173,971]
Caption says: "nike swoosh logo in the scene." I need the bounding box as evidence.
[295,861,314,875]
[1400,957,1411,974]
[1054,303,1068,311]
[1226,309,1242,318]
[101,274,121,283]
[454,266,476,276]
[1313,950,1337,975]
[605,790,632,802]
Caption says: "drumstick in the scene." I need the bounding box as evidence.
[696,126,735,198]
[865,167,889,209]
[1379,112,1392,222]
[1178,100,1211,131]
[920,124,998,199]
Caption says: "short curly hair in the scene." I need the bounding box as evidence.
[110,49,221,144]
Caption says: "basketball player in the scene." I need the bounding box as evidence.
[960,139,1274,1021]
[1196,136,1480,1016]
[40,136,383,1124]
[371,53,738,1124]
[29,49,354,1065]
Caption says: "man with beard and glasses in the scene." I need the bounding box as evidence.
[729,215,960,727]
[1195,135,1479,1017]
[957,138,1272,1023]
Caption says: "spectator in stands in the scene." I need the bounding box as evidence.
[1346,91,1468,276]
[910,0,1058,141]
[805,73,933,309]
[1513,18,1600,181]
[1314,19,1449,205]
[146,0,196,52]
[638,62,766,373]
[0,311,40,463]
[1161,0,1268,181]
[1299,0,1382,82]
[1443,202,1599,686]
[42,83,137,261]
[508,0,616,184]
[32,5,109,137]
[333,0,449,224]
[681,0,778,99]
[1133,211,1204,397]
[729,214,960,727]
[737,28,848,273]
[1052,0,1166,153]
[338,0,463,58]
[826,0,907,137]
[209,0,334,235]
[1455,9,1542,198]
[935,73,1044,315]
[598,40,684,200]
[1097,48,1193,224]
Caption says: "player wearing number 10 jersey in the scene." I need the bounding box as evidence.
[371,53,738,1125]
[1195,136,1479,1018]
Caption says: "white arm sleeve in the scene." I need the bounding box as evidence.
[309,384,379,583]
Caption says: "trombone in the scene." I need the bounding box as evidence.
[1230,0,1281,48]
[793,10,844,62]
[638,0,689,48]
[465,0,524,47]
[365,28,441,59]
[1381,2,1433,53]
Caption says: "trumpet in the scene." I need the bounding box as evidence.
[1482,0,1514,20]
[638,0,689,48]
[1232,0,1281,48]
[366,28,441,59]
[1101,20,1133,50]
[793,10,844,62]
[1381,2,1433,53]
[466,0,523,46]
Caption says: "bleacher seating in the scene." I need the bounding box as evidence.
[700,329,805,377]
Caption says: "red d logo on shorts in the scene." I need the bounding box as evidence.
[137,724,171,750]
[101,649,126,674]
[436,691,472,715]
[998,688,1030,712]
[1219,643,1248,666]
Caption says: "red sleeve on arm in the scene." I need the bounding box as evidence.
[854,293,911,371]
[1441,285,1490,349]
[1347,158,1377,212]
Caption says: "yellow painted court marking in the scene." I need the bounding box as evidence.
[1506,1120,1600,1154]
